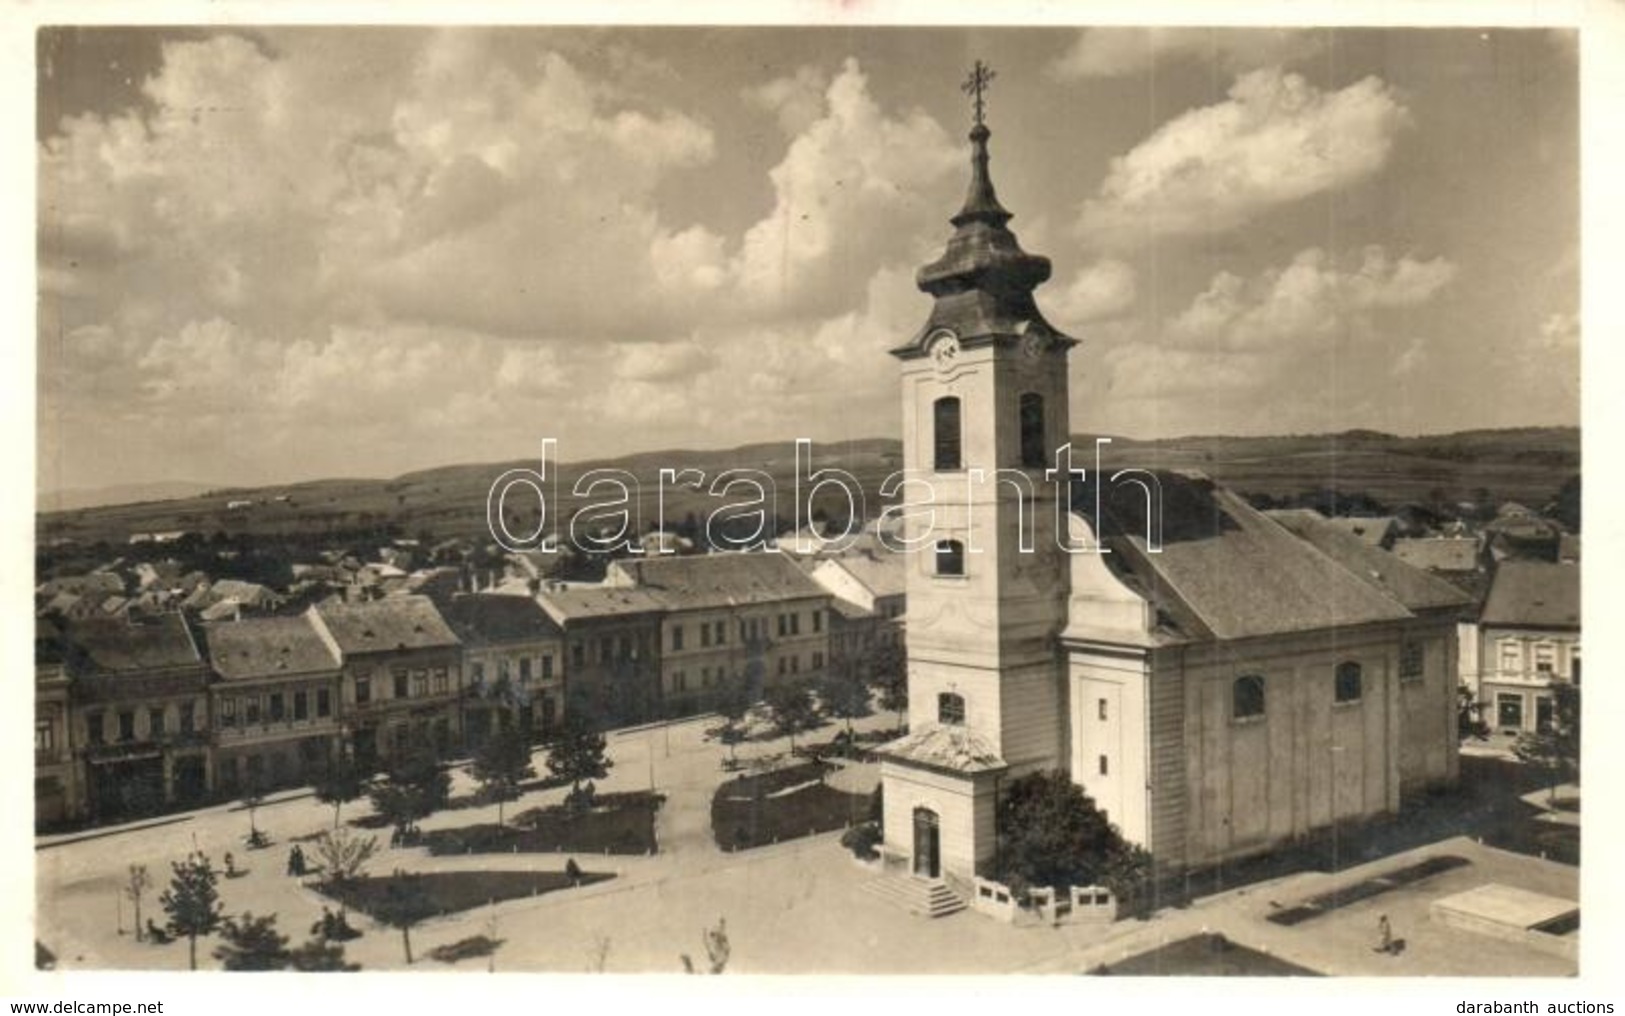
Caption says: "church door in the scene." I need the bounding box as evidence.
[912,807,940,879]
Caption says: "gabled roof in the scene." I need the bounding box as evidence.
[1321,515,1397,547]
[608,553,828,611]
[537,585,667,623]
[1083,472,1414,641]
[1391,536,1481,573]
[1268,510,1472,613]
[311,595,460,653]
[1480,561,1580,630]
[62,612,204,674]
[824,550,906,599]
[441,594,564,645]
[204,614,340,681]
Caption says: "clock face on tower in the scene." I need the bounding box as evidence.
[928,331,961,371]
[1021,332,1047,361]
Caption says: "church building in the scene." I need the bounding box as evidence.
[876,67,1468,888]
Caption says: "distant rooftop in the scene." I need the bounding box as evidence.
[311,594,460,653]
[607,553,828,611]
[204,614,340,681]
[1480,561,1580,630]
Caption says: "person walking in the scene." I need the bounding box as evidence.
[1376,914,1393,954]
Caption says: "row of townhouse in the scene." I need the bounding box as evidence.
[36,551,908,828]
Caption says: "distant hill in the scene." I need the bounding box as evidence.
[35,428,1578,548]
[37,480,222,514]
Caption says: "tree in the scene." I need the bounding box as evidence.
[368,741,451,840]
[472,726,536,829]
[713,675,753,767]
[378,872,432,965]
[1458,684,1490,741]
[159,852,224,971]
[992,770,1130,896]
[124,865,151,943]
[287,937,360,972]
[311,828,379,885]
[764,681,817,753]
[314,753,369,830]
[213,912,289,971]
[546,714,612,810]
[817,667,872,740]
[240,785,267,847]
[868,642,908,730]
[1513,681,1580,802]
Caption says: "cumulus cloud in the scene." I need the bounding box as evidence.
[1049,27,1323,80]
[1163,246,1457,351]
[1048,258,1138,325]
[1079,69,1411,246]
[744,64,830,136]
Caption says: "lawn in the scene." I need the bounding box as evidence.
[421,791,661,856]
[1091,934,1320,976]
[711,762,871,851]
[317,869,613,923]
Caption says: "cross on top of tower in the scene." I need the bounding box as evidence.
[961,59,995,127]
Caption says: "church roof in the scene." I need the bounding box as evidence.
[1081,472,1417,641]
[1267,510,1473,614]
[875,723,1007,774]
[893,94,1073,359]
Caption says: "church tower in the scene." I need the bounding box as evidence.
[877,63,1077,883]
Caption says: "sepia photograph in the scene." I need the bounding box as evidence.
[11,1,1619,1003]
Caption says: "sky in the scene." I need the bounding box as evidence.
[34,24,1580,492]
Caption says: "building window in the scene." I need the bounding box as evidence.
[790,613,800,636]
[936,539,965,577]
[701,625,711,648]
[269,693,285,722]
[1019,392,1046,469]
[1400,642,1425,683]
[542,655,554,680]
[355,676,371,705]
[218,699,235,727]
[149,707,166,737]
[471,661,486,687]
[618,636,631,660]
[938,692,966,726]
[715,621,726,645]
[245,698,260,725]
[317,688,332,718]
[1233,675,1266,720]
[812,651,824,670]
[393,670,409,699]
[599,637,612,663]
[778,614,788,637]
[777,657,787,676]
[294,691,309,721]
[412,670,429,697]
[813,610,823,634]
[1499,641,1521,675]
[1497,692,1524,730]
[675,671,687,693]
[1534,643,1556,676]
[1098,754,1109,776]
[790,655,800,674]
[434,667,449,694]
[180,702,196,735]
[35,721,54,755]
[118,711,136,742]
[673,626,684,651]
[1097,698,1108,721]
[520,658,532,683]
[87,712,105,745]
[1334,662,1363,704]
[934,396,962,471]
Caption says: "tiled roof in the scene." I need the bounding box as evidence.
[537,585,667,622]
[826,550,906,598]
[1268,511,1472,613]
[62,613,203,674]
[1480,561,1580,630]
[608,553,828,611]
[441,594,563,645]
[1391,537,1481,573]
[877,724,1006,774]
[312,595,460,653]
[204,614,340,681]
[1084,472,1414,641]
[1322,515,1397,547]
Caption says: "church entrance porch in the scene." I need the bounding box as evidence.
[912,808,941,879]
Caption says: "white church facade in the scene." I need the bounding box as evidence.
[876,69,1468,887]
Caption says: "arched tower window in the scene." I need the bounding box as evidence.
[938,692,966,725]
[934,396,962,471]
[1019,392,1045,468]
[936,539,965,576]
[1334,661,1363,703]
[1233,675,1266,720]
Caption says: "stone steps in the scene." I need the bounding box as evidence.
[861,874,967,918]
